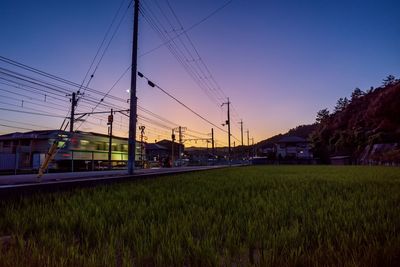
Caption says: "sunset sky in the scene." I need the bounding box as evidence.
[1,0,399,146]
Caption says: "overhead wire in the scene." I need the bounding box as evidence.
[139,0,234,58]
[0,94,68,113]
[0,56,129,104]
[0,107,67,118]
[165,0,227,103]
[164,0,243,139]
[86,0,236,111]
[78,0,129,95]
[138,71,227,132]
[0,123,38,132]
[0,118,53,130]
[139,3,222,107]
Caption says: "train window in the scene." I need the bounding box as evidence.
[96,142,105,150]
[80,140,89,146]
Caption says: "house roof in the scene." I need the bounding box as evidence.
[0,130,67,140]
[277,136,307,143]
[145,143,167,150]
[156,139,183,146]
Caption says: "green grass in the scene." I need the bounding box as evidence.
[0,166,400,266]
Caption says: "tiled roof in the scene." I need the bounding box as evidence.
[277,136,307,143]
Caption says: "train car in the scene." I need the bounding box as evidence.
[0,130,142,172]
[52,131,143,171]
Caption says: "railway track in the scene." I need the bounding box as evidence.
[0,165,229,198]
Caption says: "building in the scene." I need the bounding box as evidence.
[275,136,312,159]
[145,143,169,162]
[155,140,184,161]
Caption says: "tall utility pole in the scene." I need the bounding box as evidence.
[108,109,113,170]
[178,126,182,161]
[128,0,139,175]
[171,129,175,167]
[239,120,244,147]
[246,129,250,159]
[251,138,255,157]
[69,92,77,132]
[139,126,145,168]
[239,120,244,161]
[211,128,215,156]
[222,98,231,165]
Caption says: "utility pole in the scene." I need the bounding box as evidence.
[239,120,244,147]
[251,137,255,157]
[178,126,182,161]
[128,0,139,175]
[69,92,77,132]
[108,109,113,170]
[246,129,250,159]
[222,98,231,165]
[239,120,243,161]
[211,128,215,156]
[139,125,145,168]
[171,129,175,167]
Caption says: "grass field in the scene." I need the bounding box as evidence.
[0,166,399,266]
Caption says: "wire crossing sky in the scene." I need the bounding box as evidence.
[0,0,399,144]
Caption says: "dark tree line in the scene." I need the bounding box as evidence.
[310,75,400,163]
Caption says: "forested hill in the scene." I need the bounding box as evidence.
[257,124,317,147]
[311,76,400,162]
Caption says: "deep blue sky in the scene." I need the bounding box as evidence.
[1,0,399,144]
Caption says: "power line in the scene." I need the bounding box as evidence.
[140,1,243,142]
[78,0,129,94]
[71,0,235,117]
[0,80,71,103]
[0,123,37,131]
[0,107,66,118]
[165,0,227,103]
[139,0,234,57]
[0,56,129,103]
[0,118,53,130]
[0,94,68,113]
[140,3,222,107]
[138,71,227,133]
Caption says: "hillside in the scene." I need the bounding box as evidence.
[311,78,400,163]
[257,124,317,147]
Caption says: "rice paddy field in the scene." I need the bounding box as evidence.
[0,166,400,266]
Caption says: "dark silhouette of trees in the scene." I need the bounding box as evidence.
[334,97,349,113]
[382,75,396,87]
[316,108,330,123]
[350,88,365,100]
[310,76,400,163]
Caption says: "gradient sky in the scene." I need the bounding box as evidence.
[1,0,399,146]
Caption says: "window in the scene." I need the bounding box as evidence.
[3,141,12,148]
[20,139,31,146]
